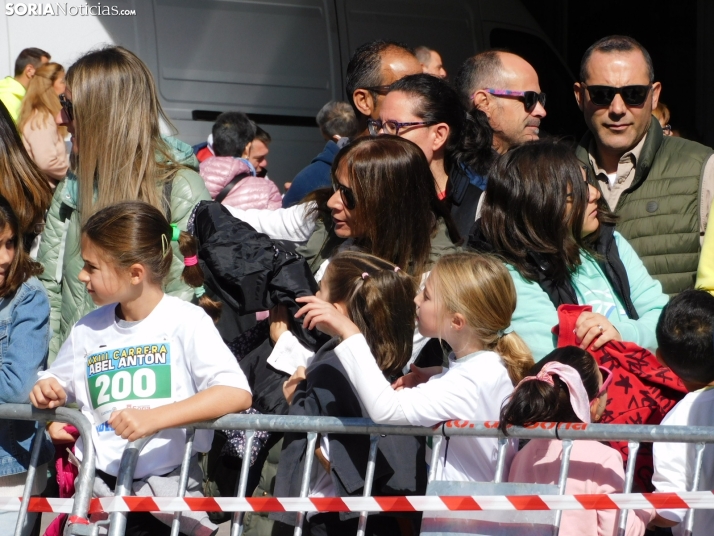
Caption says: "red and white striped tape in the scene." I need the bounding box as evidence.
[1,492,712,514]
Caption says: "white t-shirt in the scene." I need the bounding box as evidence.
[334,334,517,482]
[652,388,714,536]
[38,294,250,479]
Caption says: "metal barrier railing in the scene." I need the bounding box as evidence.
[0,403,96,536]
[2,406,713,536]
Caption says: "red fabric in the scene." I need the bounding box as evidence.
[43,425,80,536]
[553,304,687,492]
[196,145,213,163]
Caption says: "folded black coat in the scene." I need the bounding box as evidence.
[191,200,329,352]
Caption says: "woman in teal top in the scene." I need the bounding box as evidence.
[468,140,667,361]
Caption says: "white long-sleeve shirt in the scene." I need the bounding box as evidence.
[333,334,516,482]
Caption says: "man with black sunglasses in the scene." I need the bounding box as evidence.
[575,35,714,296]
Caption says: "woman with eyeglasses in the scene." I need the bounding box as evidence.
[468,139,667,361]
[0,100,53,252]
[36,46,211,362]
[370,73,495,237]
[18,62,69,187]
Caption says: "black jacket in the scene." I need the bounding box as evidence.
[272,339,427,525]
[445,166,483,239]
[467,221,639,319]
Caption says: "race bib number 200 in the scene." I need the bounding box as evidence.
[87,343,172,424]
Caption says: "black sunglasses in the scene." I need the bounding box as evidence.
[483,88,546,113]
[59,93,74,122]
[583,84,652,107]
[333,182,356,210]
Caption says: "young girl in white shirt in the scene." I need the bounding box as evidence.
[30,201,252,536]
[295,251,534,482]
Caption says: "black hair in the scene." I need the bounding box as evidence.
[389,73,494,176]
[499,346,599,434]
[345,40,413,116]
[656,289,714,384]
[212,111,256,157]
[580,35,654,83]
[316,101,358,139]
[454,50,505,109]
[14,48,50,77]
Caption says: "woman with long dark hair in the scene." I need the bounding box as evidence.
[371,73,495,236]
[468,139,667,360]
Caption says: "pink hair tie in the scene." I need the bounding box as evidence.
[361,272,369,280]
[183,255,199,267]
[516,362,592,424]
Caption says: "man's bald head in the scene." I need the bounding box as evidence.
[456,50,546,152]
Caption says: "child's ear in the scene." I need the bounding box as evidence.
[451,312,467,331]
[333,301,349,316]
[128,263,146,285]
[655,348,667,368]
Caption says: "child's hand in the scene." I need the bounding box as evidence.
[47,422,77,444]
[108,408,159,442]
[283,366,307,404]
[30,378,67,409]
[269,305,290,344]
[574,312,622,351]
[295,296,360,339]
[391,364,443,390]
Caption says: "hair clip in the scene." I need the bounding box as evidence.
[361,272,369,280]
[170,223,180,242]
[394,266,401,272]
[161,233,170,257]
[184,255,199,267]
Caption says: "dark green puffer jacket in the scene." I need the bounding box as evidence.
[577,117,713,295]
[37,137,211,362]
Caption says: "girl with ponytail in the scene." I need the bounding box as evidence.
[31,201,251,536]
[502,346,653,536]
[295,251,533,482]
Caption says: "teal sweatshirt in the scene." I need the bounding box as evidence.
[509,231,668,361]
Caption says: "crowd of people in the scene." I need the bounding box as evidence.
[0,33,713,536]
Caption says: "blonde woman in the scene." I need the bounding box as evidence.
[37,46,211,361]
[18,62,69,186]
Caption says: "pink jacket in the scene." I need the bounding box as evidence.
[22,111,69,185]
[200,156,282,210]
[508,439,654,536]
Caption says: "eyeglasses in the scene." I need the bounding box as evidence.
[482,88,546,113]
[595,365,613,399]
[367,118,436,136]
[333,182,356,210]
[582,84,652,107]
[360,85,392,96]
[59,93,74,122]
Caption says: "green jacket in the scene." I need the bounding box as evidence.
[37,137,211,362]
[577,117,713,295]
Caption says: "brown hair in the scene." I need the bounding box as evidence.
[0,99,52,236]
[18,62,66,138]
[81,200,221,320]
[67,46,184,222]
[429,252,534,384]
[324,251,417,375]
[0,196,43,296]
[331,135,457,277]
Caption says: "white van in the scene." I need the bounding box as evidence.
[1,0,576,184]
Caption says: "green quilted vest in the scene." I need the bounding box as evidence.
[577,117,713,295]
